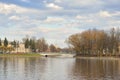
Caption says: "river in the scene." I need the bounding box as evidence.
[0,57,120,80]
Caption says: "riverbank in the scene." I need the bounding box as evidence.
[75,54,120,60]
[0,53,41,57]
[75,53,120,57]
[0,53,119,58]
[0,53,75,58]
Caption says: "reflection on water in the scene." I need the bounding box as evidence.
[0,57,120,80]
[70,58,120,80]
[0,57,47,80]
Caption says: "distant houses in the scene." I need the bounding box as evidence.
[0,41,30,53]
[0,40,61,53]
[11,43,31,53]
[0,37,64,54]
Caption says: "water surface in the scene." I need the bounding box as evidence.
[0,57,120,80]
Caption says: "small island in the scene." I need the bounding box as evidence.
[67,28,120,57]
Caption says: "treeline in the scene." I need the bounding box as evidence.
[23,37,61,53]
[67,28,120,56]
[0,38,15,53]
[0,36,61,53]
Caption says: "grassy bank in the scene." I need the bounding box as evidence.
[0,53,41,57]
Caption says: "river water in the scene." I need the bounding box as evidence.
[0,57,120,80]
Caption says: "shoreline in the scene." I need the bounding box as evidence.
[74,54,120,59]
[0,53,120,59]
[75,56,120,60]
[0,53,41,57]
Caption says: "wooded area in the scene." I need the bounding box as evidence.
[67,28,120,56]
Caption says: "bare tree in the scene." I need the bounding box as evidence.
[67,28,120,56]
[36,38,48,52]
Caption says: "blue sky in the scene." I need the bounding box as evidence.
[0,0,120,48]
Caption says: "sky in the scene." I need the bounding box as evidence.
[0,0,120,48]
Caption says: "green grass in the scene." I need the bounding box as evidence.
[0,53,41,57]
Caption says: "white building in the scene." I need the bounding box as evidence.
[12,43,31,53]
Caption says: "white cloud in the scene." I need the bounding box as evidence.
[54,0,62,3]
[0,3,39,15]
[9,15,31,23]
[46,3,63,10]
[74,0,100,6]
[54,0,104,8]
[112,11,120,16]
[7,30,35,36]
[98,11,120,18]
[86,19,94,23]
[99,11,112,17]
[0,3,15,15]
[38,27,55,33]
[44,17,65,23]
[9,16,21,20]
[75,15,94,23]
[76,15,86,19]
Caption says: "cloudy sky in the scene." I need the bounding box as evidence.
[0,0,120,48]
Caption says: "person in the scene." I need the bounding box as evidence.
[45,55,48,57]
